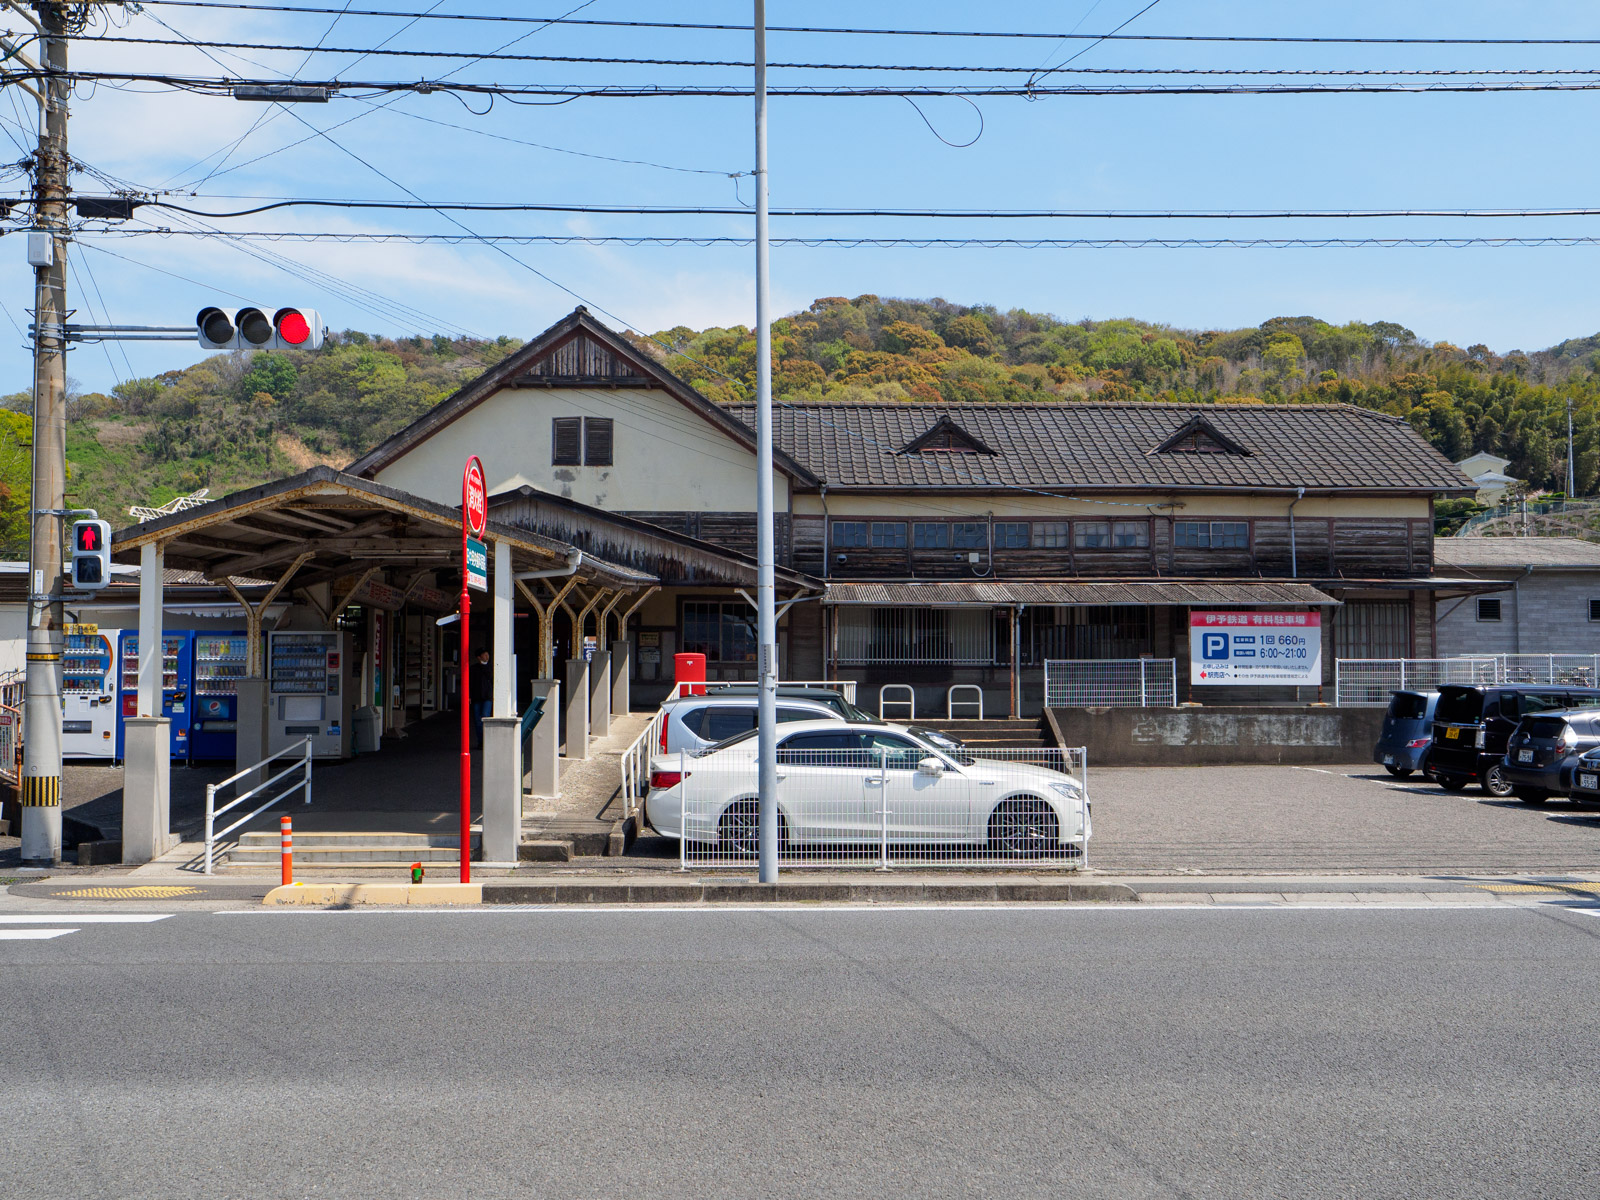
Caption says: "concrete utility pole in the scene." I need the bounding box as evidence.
[753,0,778,884]
[19,1,71,865]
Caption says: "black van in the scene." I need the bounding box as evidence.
[1430,685,1600,796]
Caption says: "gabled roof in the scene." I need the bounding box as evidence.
[724,401,1475,495]
[346,307,817,485]
[899,414,996,456]
[1151,414,1252,457]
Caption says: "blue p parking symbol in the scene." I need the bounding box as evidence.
[1201,631,1230,661]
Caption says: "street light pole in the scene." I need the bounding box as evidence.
[19,2,69,864]
[754,0,778,884]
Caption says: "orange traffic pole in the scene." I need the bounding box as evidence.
[280,814,293,886]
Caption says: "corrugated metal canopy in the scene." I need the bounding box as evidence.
[822,580,1339,607]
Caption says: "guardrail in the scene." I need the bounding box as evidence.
[203,737,313,875]
[1044,658,1176,708]
[673,745,1089,870]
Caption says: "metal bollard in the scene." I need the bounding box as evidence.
[280,814,293,887]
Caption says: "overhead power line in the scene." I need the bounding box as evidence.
[133,198,1600,220]
[70,34,1600,76]
[36,71,1600,99]
[89,229,1600,250]
[128,3,1600,45]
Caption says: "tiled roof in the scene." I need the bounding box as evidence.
[823,580,1338,606]
[1436,536,1600,569]
[723,401,1473,493]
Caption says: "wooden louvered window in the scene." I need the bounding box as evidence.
[552,417,582,465]
[584,417,613,466]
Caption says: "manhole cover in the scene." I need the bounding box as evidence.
[54,885,202,899]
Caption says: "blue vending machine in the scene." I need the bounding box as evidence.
[116,630,196,759]
[189,632,249,761]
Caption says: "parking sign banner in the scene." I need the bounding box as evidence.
[1189,611,1321,686]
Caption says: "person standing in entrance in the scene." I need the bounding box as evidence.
[469,647,493,748]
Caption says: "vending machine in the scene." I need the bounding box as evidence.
[116,631,195,760]
[267,630,350,760]
[190,632,250,761]
[61,623,116,759]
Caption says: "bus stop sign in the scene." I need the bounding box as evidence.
[462,457,487,538]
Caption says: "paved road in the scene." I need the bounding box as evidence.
[6,902,1600,1198]
[1089,762,1600,873]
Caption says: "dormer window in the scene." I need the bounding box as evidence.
[901,415,996,456]
[1152,416,1251,457]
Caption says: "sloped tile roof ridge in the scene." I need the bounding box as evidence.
[727,398,1395,415]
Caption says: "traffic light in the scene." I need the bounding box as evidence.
[196,305,324,351]
[70,519,111,590]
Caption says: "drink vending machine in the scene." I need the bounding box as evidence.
[61,623,116,759]
[267,630,351,759]
[116,631,195,760]
[190,632,251,761]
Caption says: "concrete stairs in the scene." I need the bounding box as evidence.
[916,718,1057,750]
[227,830,481,869]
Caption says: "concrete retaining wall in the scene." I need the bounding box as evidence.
[1049,705,1385,766]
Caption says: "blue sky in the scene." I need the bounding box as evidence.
[7,0,1600,393]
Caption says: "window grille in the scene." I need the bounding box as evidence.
[835,608,996,664]
[994,522,1029,548]
[832,521,868,548]
[871,522,907,549]
[1335,600,1411,658]
[1478,597,1503,622]
[913,522,948,549]
[1033,521,1070,549]
[1590,600,1600,622]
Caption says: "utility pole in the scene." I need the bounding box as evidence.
[753,0,778,884]
[1567,395,1576,499]
[19,2,71,864]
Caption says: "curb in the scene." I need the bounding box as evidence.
[481,881,1138,905]
[263,882,483,906]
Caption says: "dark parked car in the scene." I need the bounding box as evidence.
[1502,710,1600,803]
[1372,690,1438,777]
[1566,747,1600,806]
[1430,685,1600,796]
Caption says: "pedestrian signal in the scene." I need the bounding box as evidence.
[70,519,112,590]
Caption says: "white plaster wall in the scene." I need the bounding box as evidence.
[375,385,789,512]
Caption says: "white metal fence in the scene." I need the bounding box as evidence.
[1043,658,1176,708]
[665,745,1090,869]
[0,703,18,781]
[1334,655,1600,705]
[203,737,313,874]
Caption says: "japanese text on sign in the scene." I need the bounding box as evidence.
[1189,611,1322,686]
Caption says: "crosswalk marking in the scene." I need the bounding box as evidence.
[0,914,173,924]
[0,928,77,940]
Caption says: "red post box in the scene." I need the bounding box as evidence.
[673,652,707,697]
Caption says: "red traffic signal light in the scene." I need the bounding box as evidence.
[274,307,322,349]
[70,519,111,590]
[75,523,102,552]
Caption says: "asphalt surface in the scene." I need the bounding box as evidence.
[6,903,1600,1198]
[1087,762,1600,873]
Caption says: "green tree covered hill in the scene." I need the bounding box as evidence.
[6,295,1600,557]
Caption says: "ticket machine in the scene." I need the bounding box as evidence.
[267,630,351,759]
[61,624,116,759]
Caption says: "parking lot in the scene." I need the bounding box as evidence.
[1088,763,1600,875]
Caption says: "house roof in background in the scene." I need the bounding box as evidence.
[1435,537,1600,570]
[724,401,1474,494]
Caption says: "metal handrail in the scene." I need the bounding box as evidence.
[947,685,983,719]
[619,707,669,819]
[203,737,313,875]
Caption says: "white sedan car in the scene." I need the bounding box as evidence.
[646,720,1089,858]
